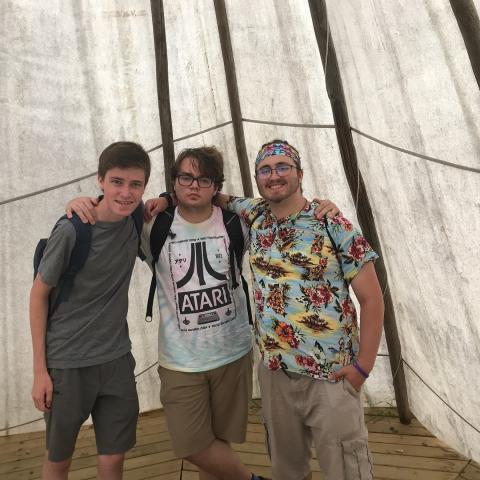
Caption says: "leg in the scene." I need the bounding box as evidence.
[93,353,139,462]
[186,439,250,480]
[199,470,220,480]
[158,356,256,480]
[42,453,71,480]
[309,380,373,480]
[258,363,312,480]
[44,368,96,470]
[209,351,253,444]
[97,453,125,480]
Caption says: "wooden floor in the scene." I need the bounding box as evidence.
[1,400,479,480]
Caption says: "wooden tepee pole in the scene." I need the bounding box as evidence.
[450,0,480,91]
[213,0,254,197]
[308,0,412,424]
[150,0,175,187]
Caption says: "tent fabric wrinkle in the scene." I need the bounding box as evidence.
[1,0,479,465]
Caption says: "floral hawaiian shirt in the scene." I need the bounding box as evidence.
[228,197,378,380]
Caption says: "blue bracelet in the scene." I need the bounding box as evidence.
[353,361,369,379]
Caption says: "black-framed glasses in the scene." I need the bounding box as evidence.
[255,164,300,179]
[176,174,214,188]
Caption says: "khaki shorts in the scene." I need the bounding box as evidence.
[158,350,253,458]
[259,362,373,480]
[45,352,139,462]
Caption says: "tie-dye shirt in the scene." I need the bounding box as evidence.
[227,197,378,380]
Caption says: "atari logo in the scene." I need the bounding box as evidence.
[171,238,235,329]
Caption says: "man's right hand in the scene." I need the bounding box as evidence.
[32,370,53,412]
[144,197,170,222]
[66,197,98,224]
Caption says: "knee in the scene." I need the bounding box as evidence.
[98,453,125,470]
[184,448,208,467]
[44,457,71,475]
[185,452,199,464]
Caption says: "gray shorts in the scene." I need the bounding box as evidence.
[259,362,373,480]
[158,350,253,458]
[45,352,139,462]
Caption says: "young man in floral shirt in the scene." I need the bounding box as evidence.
[216,140,385,480]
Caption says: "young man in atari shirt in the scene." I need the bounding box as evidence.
[142,147,259,480]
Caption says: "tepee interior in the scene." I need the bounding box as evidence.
[1,0,479,475]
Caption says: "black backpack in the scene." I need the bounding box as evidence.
[33,202,144,314]
[145,206,253,324]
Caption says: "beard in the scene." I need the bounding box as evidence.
[259,177,302,203]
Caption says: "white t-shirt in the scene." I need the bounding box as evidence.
[143,206,253,372]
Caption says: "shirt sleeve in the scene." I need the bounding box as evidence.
[325,214,379,283]
[37,220,76,287]
[227,196,266,226]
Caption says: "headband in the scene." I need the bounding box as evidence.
[255,142,301,167]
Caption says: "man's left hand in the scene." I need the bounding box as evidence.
[313,199,341,219]
[330,364,365,391]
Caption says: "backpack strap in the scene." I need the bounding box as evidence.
[51,214,92,312]
[150,206,176,263]
[221,209,244,288]
[131,201,145,260]
[145,207,254,325]
[145,206,176,321]
[33,239,48,280]
[323,214,346,282]
[221,209,255,325]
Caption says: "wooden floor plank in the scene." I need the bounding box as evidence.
[459,460,480,479]
[1,404,476,480]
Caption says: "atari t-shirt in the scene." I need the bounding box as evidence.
[143,206,252,372]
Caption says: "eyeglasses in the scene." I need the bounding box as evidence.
[255,164,301,179]
[176,174,214,188]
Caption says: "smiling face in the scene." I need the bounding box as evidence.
[97,167,146,221]
[255,154,303,204]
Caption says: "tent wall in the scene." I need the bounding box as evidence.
[327,0,480,459]
[1,0,479,463]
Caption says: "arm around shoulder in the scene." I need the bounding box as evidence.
[218,193,266,225]
[65,196,98,224]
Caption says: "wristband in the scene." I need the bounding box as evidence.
[159,192,173,208]
[352,361,369,379]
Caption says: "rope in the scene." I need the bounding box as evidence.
[2,120,477,207]
[242,118,335,128]
[0,121,233,206]
[3,357,479,438]
[403,360,480,435]
[352,127,480,173]
[0,360,159,434]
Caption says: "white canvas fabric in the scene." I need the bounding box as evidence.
[1,0,479,463]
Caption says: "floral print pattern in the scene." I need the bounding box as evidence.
[228,197,378,380]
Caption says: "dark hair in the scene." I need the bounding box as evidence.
[171,146,225,191]
[98,142,151,185]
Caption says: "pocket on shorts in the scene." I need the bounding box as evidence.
[342,438,373,479]
[48,368,64,395]
[343,378,360,399]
